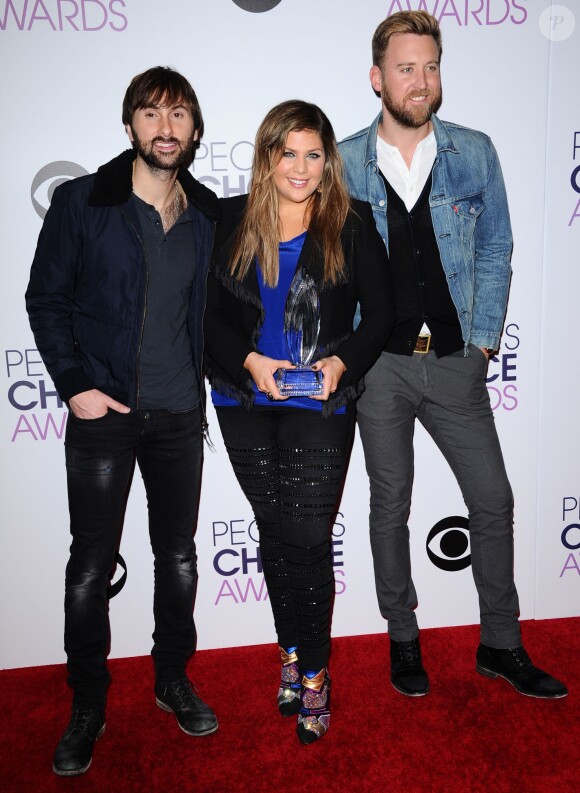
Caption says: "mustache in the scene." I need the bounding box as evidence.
[405,89,433,100]
[151,136,180,145]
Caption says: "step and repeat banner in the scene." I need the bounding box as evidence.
[1,0,578,669]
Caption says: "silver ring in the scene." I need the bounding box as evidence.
[266,392,275,402]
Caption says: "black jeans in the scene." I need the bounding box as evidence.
[64,407,203,709]
[216,406,355,670]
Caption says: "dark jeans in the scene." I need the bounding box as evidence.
[216,406,355,670]
[64,407,203,709]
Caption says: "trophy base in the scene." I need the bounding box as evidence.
[274,367,323,397]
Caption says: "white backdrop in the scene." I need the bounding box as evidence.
[1,0,578,670]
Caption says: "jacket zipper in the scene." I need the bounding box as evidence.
[200,219,217,449]
[119,206,149,410]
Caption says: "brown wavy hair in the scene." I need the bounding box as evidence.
[229,100,350,287]
[122,66,204,145]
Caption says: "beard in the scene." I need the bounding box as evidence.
[381,83,442,129]
[131,129,196,172]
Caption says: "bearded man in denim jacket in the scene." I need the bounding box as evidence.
[339,11,566,700]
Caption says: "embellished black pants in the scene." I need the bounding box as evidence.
[216,406,355,670]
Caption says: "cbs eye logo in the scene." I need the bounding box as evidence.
[426,516,471,572]
[31,161,89,220]
[232,0,282,11]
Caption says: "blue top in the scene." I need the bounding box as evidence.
[212,232,344,413]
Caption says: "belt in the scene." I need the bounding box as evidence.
[414,334,433,354]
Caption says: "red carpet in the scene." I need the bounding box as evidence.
[1,619,578,792]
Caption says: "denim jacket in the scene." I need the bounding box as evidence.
[339,113,513,351]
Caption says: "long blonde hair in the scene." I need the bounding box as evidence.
[228,100,350,287]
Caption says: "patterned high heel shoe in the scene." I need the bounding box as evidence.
[297,668,331,744]
[277,646,301,717]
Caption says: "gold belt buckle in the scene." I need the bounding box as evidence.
[414,334,431,354]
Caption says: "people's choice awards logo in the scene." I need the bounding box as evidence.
[212,512,347,605]
[232,0,282,12]
[560,498,580,577]
[426,516,471,572]
[31,162,89,219]
[193,140,254,199]
[6,348,68,443]
[386,0,527,26]
[568,133,580,226]
[539,4,575,41]
[0,0,128,31]
[486,322,519,412]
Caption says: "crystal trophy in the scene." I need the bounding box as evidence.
[275,267,323,397]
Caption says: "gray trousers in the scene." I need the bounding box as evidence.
[357,346,521,648]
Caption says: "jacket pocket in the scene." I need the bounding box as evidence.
[450,195,484,243]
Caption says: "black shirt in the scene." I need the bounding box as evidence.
[132,192,199,410]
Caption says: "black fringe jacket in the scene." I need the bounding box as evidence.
[204,194,394,417]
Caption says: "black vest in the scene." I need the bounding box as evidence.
[383,172,463,357]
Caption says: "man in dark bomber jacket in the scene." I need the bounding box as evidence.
[26,67,220,777]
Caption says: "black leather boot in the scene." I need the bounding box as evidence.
[476,644,568,698]
[52,706,105,776]
[390,637,430,696]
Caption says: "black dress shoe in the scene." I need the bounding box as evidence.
[390,638,430,697]
[155,678,218,736]
[476,644,568,699]
[52,706,105,776]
